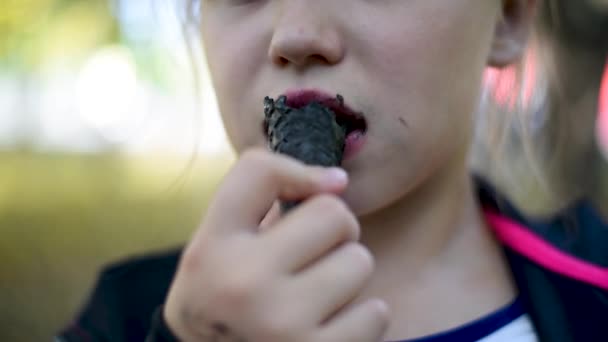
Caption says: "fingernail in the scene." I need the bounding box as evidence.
[323,167,348,186]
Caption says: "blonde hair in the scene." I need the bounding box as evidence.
[474,2,607,216]
[471,30,553,214]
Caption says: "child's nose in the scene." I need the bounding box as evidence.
[268,1,344,68]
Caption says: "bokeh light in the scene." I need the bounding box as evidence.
[76,45,143,142]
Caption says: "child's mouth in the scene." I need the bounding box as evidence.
[264,89,368,161]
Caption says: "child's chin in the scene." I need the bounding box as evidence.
[340,187,385,218]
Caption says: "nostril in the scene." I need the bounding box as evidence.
[274,54,327,68]
[310,54,329,64]
[270,54,289,67]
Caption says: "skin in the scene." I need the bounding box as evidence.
[165,1,538,341]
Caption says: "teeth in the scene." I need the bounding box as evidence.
[347,130,363,138]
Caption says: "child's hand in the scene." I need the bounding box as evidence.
[164,148,390,342]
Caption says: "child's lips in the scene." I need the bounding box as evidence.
[343,129,367,161]
[282,89,366,124]
[282,89,368,160]
[261,89,369,161]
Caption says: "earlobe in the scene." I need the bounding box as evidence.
[488,0,538,68]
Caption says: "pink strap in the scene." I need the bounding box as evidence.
[484,209,608,291]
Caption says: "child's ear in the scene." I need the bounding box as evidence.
[488,0,538,67]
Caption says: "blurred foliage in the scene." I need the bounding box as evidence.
[0,1,214,340]
[0,0,119,71]
[0,151,232,341]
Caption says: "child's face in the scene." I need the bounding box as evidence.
[200,1,517,216]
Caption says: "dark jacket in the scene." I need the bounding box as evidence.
[56,179,608,341]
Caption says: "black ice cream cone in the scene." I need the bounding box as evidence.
[264,95,346,213]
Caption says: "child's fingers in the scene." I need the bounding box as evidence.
[260,194,360,272]
[318,299,390,342]
[294,242,374,321]
[205,148,348,236]
[258,201,281,232]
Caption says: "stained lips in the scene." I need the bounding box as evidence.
[282,90,367,137]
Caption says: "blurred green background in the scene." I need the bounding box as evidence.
[1,0,234,340]
[1,1,607,341]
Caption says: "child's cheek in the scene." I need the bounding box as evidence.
[202,19,272,150]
